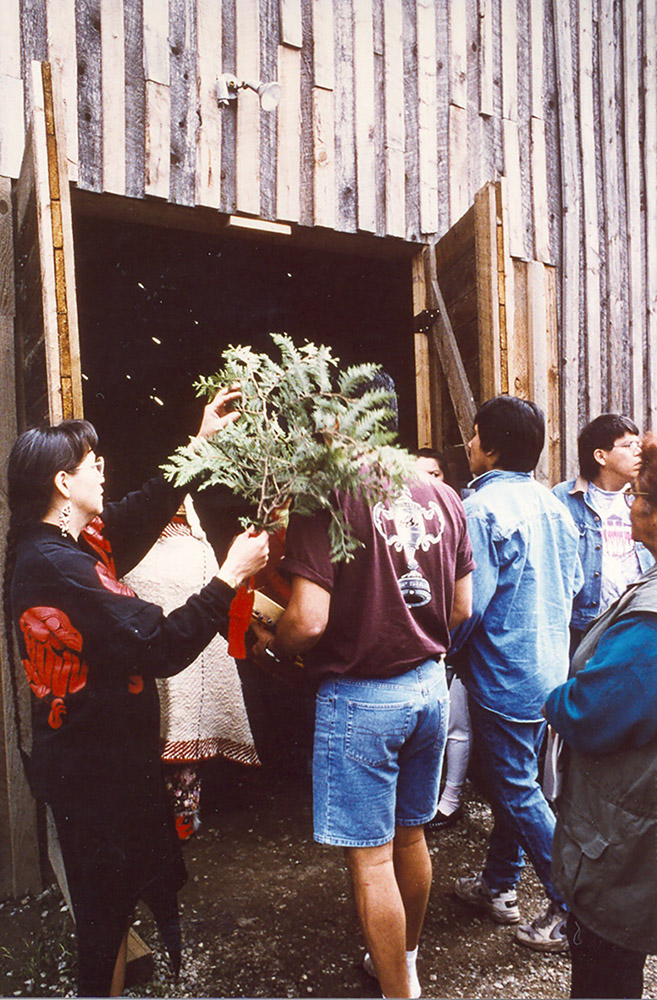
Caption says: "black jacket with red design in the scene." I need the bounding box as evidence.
[11,475,235,804]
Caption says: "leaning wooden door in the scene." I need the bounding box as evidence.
[13,60,83,429]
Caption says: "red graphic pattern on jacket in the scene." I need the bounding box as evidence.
[94,560,136,597]
[82,517,116,575]
[19,607,88,729]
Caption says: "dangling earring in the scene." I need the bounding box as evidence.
[58,501,72,537]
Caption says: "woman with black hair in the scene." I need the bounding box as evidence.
[3,389,268,997]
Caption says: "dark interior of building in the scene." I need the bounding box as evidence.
[73,213,417,503]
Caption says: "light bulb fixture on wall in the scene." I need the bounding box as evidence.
[216,74,281,111]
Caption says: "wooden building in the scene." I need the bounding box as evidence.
[0,0,655,896]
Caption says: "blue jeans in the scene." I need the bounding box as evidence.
[468,698,563,905]
[313,659,449,847]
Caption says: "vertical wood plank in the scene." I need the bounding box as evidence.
[553,0,580,477]
[544,264,561,484]
[0,75,24,179]
[448,103,468,225]
[276,43,301,222]
[75,0,102,191]
[353,0,376,233]
[312,0,334,89]
[195,0,221,207]
[145,80,170,198]
[645,0,657,426]
[0,173,39,897]
[500,0,518,121]
[526,260,548,481]
[0,0,25,178]
[46,0,78,181]
[334,0,357,232]
[46,62,83,417]
[474,180,502,402]
[260,0,279,220]
[169,0,196,206]
[495,178,512,393]
[449,0,467,110]
[529,0,543,118]
[510,259,530,401]
[502,117,524,258]
[312,86,334,228]
[143,0,170,198]
[101,0,126,195]
[530,116,550,262]
[412,251,433,445]
[417,0,438,234]
[578,0,600,420]
[383,0,404,237]
[280,0,302,48]
[124,0,145,198]
[599,0,623,414]
[478,0,493,117]
[235,0,260,215]
[143,0,170,84]
[622,0,643,422]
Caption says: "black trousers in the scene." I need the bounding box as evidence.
[566,913,646,999]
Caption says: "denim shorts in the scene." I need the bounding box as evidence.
[313,658,449,847]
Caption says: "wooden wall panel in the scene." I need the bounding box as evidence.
[383,0,404,238]
[0,0,24,178]
[235,0,260,215]
[47,0,78,182]
[644,2,657,428]
[416,0,438,234]
[1,0,656,477]
[195,0,221,208]
[143,0,170,199]
[101,0,126,195]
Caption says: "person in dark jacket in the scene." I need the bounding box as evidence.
[2,388,268,998]
[545,433,657,999]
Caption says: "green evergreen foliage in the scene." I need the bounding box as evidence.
[162,334,417,561]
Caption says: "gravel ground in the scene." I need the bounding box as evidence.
[0,762,655,999]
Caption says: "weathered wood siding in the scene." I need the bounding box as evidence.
[1,0,656,474]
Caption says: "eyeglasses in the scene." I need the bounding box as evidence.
[71,454,105,476]
[613,440,642,454]
[624,490,651,508]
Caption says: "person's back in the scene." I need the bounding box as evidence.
[462,471,580,718]
[282,473,473,682]
[451,395,581,956]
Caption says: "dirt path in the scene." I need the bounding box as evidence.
[1,763,655,998]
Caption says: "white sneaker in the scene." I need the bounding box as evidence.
[454,873,520,924]
[515,901,568,953]
[363,951,421,998]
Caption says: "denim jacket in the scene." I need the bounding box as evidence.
[451,470,583,722]
[552,477,654,629]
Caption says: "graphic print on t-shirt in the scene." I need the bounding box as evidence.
[373,490,445,607]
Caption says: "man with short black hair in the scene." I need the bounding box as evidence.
[553,413,653,650]
[451,395,582,953]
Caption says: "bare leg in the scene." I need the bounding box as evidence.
[345,842,410,999]
[109,928,129,997]
[392,825,432,950]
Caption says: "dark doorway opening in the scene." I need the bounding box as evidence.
[73,213,417,502]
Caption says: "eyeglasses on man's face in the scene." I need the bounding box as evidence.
[612,439,642,454]
[624,489,651,508]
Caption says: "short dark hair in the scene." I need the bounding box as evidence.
[7,420,98,529]
[414,447,448,477]
[577,414,639,481]
[475,395,544,472]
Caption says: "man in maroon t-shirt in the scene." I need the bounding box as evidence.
[253,472,473,998]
